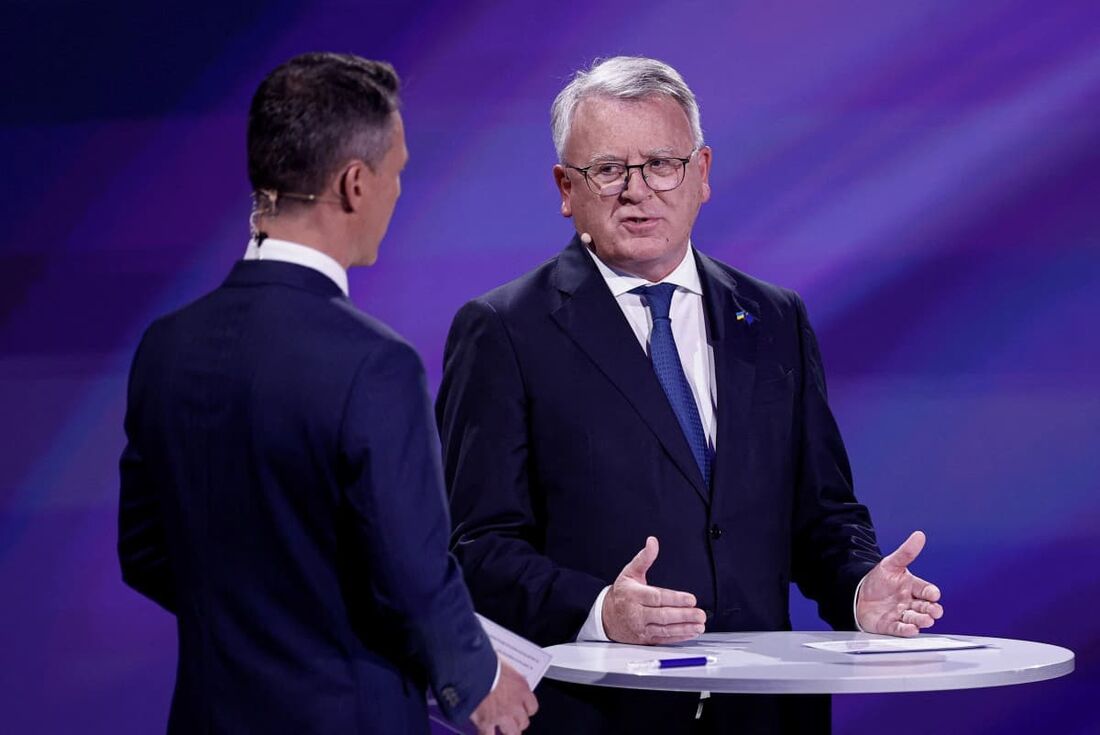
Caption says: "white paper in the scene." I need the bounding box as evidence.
[476,613,552,688]
[804,636,988,654]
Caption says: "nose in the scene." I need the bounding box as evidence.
[618,166,649,203]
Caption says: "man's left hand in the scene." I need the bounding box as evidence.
[855,530,943,637]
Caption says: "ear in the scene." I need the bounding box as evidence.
[553,164,573,217]
[339,160,370,213]
[696,146,713,203]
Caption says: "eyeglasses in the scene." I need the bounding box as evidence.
[565,149,697,197]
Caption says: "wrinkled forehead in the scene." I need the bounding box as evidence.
[565,94,695,163]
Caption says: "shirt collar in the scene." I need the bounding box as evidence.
[242,238,349,297]
[585,240,703,298]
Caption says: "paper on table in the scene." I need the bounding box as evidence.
[804,636,988,654]
[429,614,550,734]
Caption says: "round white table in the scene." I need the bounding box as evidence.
[544,631,1074,694]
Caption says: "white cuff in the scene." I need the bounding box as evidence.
[853,573,869,632]
[576,586,611,641]
[489,659,501,691]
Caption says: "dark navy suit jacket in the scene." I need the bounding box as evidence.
[437,237,882,733]
[119,260,495,734]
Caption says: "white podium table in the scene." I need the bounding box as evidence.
[544,631,1074,694]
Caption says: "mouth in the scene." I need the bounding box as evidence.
[620,216,661,234]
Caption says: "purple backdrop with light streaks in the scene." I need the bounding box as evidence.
[1,1,1097,733]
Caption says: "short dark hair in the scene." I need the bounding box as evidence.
[247,52,400,197]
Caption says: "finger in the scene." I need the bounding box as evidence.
[638,584,698,608]
[643,607,707,628]
[621,536,660,582]
[643,631,706,644]
[517,711,530,731]
[644,622,706,638]
[642,605,707,626]
[900,609,935,628]
[888,619,920,637]
[909,576,940,603]
[498,720,518,735]
[882,530,926,570]
[524,691,539,716]
[910,599,944,619]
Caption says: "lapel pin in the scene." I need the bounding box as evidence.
[735,311,756,325]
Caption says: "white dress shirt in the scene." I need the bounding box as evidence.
[243,238,349,297]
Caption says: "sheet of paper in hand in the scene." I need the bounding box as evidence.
[429,614,550,733]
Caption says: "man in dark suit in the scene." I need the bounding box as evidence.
[437,56,943,733]
[118,52,536,734]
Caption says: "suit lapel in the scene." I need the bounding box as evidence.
[696,252,760,505]
[550,237,710,503]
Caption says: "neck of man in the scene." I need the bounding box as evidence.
[257,212,354,270]
[593,239,690,283]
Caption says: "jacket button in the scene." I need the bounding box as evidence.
[709,524,723,540]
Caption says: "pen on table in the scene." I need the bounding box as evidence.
[627,655,718,672]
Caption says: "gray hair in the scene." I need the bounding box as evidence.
[550,56,704,162]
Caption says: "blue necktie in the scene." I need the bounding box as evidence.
[634,283,712,487]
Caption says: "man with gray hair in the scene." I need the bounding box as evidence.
[438,56,943,733]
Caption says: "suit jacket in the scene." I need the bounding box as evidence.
[437,236,882,733]
[119,260,495,734]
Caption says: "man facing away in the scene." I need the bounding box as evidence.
[118,52,536,734]
[437,56,943,733]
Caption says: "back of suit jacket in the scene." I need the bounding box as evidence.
[120,260,494,734]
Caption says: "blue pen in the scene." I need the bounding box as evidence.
[628,655,718,672]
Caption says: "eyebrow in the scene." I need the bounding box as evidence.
[583,153,625,165]
[582,147,681,165]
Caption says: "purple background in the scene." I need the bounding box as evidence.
[1,1,1097,732]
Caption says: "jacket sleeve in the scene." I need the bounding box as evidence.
[339,338,496,724]
[789,293,882,629]
[118,325,177,614]
[436,299,607,646]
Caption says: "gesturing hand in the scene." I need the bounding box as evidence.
[856,530,944,637]
[602,536,706,645]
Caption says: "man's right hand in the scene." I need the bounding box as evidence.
[602,536,706,644]
[469,659,538,735]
